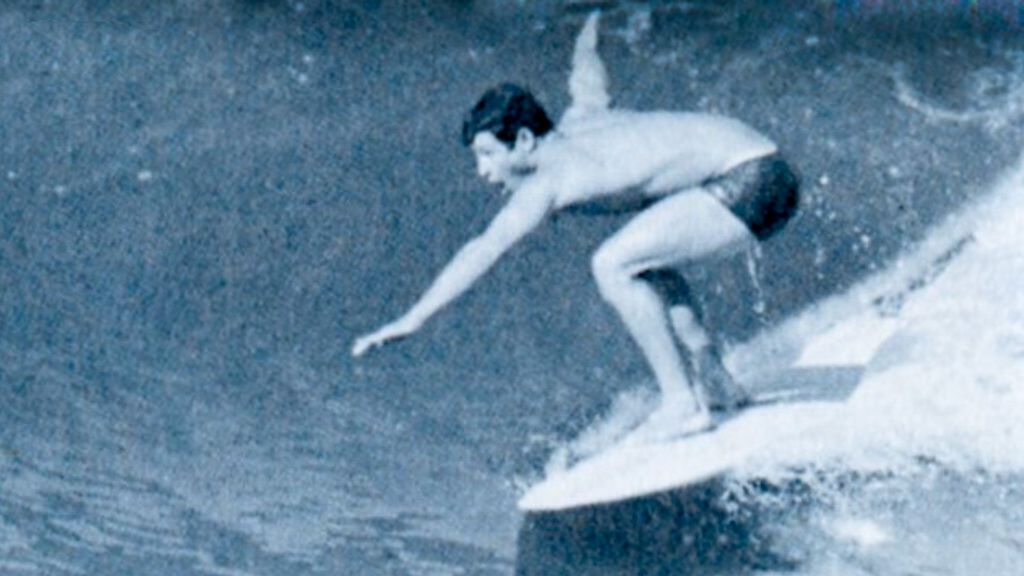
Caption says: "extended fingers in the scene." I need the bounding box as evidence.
[352,335,378,357]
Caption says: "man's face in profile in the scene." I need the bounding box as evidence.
[471,131,521,187]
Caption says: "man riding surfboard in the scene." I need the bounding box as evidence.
[353,14,799,442]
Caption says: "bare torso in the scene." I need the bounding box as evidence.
[533,111,777,210]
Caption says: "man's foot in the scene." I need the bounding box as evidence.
[618,399,713,447]
[694,346,751,413]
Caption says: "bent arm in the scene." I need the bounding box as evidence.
[562,12,610,125]
[401,187,553,330]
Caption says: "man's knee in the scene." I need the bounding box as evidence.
[591,245,632,302]
[592,246,689,306]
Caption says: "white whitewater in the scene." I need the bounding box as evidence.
[731,155,1024,481]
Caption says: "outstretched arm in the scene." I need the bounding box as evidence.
[352,186,553,357]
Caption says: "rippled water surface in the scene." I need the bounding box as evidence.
[4,1,1024,574]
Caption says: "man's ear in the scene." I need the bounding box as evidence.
[514,127,536,153]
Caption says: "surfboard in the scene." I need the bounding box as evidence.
[517,366,862,512]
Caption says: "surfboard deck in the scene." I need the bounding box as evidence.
[518,366,862,512]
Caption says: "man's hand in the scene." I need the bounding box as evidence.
[351,317,419,358]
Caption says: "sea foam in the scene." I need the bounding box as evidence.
[733,156,1024,480]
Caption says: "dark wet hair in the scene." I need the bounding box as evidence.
[461,83,554,147]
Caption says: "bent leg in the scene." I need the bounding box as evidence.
[640,265,752,412]
[592,191,753,439]
[639,269,713,351]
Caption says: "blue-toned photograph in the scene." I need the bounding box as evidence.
[2,1,1023,574]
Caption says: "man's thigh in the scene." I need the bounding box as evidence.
[597,190,754,274]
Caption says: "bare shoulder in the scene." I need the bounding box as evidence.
[505,172,561,212]
[478,177,557,245]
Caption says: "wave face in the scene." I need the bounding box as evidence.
[3,1,1024,575]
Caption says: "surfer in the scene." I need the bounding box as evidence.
[352,14,799,441]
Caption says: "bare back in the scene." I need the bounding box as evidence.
[537,111,777,209]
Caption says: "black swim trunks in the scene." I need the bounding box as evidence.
[704,153,800,240]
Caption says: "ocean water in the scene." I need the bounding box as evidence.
[3,1,1024,574]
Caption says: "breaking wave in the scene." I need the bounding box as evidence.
[730,155,1024,482]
